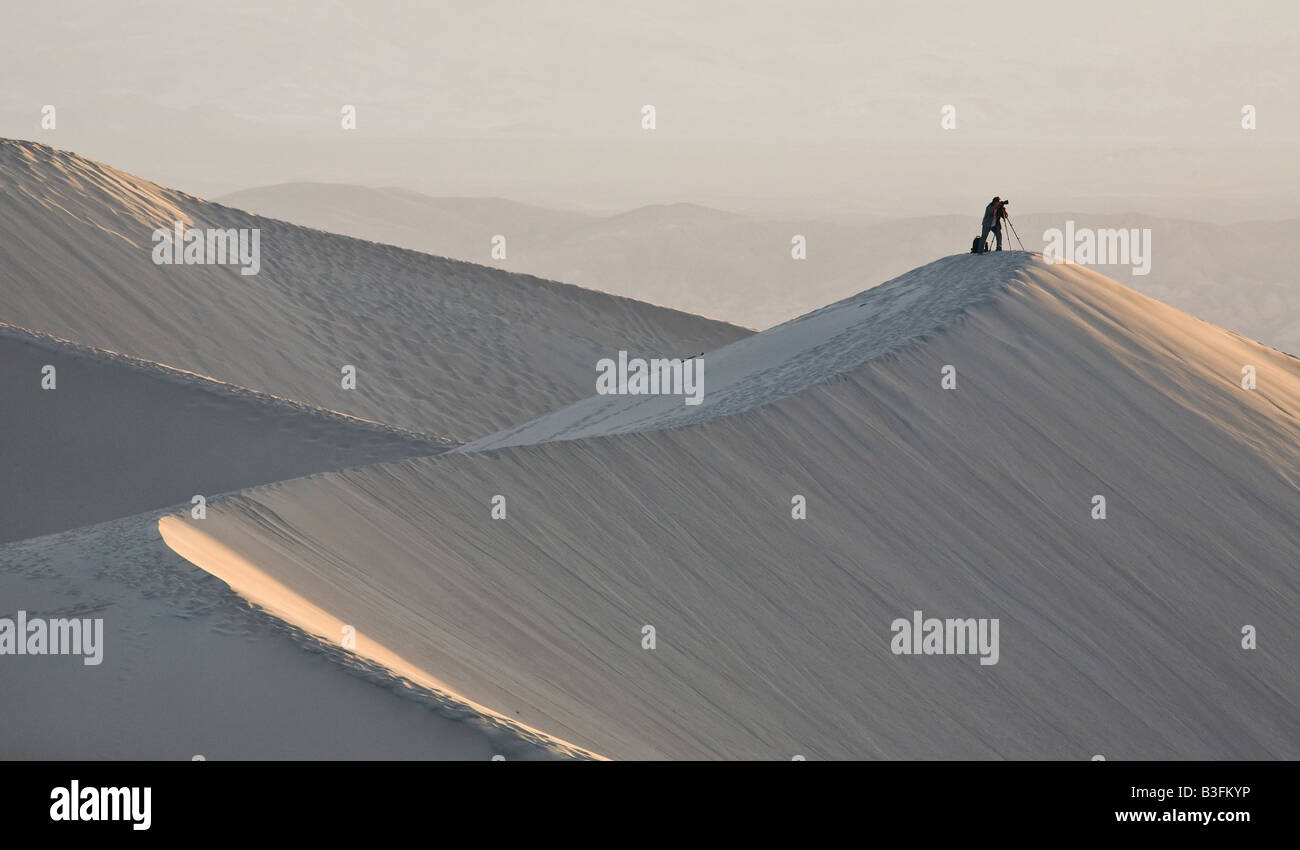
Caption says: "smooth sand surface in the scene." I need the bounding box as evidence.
[0,139,753,756]
[164,255,1300,758]
[0,323,447,543]
[0,139,749,440]
[0,512,577,759]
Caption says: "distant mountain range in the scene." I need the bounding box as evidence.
[219,183,1300,353]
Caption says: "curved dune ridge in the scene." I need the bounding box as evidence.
[155,516,602,759]
[0,139,752,757]
[0,138,750,440]
[0,322,449,543]
[161,254,1300,759]
[0,510,580,760]
[463,251,1029,450]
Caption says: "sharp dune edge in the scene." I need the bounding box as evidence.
[0,300,580,758]
[0,512,578,759]
[161,254,1300,759]
[156,516,602,759]
[221,182,1300,352]
[4,142,1297,759]
[0,139,749,440]
[0,321,450,543]
[0,140,742,757]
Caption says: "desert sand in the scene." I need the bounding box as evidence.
[159,254,1300,759]
[5,142,1297,760]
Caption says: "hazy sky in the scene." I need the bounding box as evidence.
[3,1,1297,217]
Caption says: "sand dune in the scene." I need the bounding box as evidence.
[464,252,1021,449]
[0,512,577,759]
[218,183,1300,351]
[0,140,755,758]
[0,139,749,440]
[162,254,1300,759]
[7,141,1297,759]
[0,323,445,543]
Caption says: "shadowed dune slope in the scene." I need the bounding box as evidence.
[0,324,447,543]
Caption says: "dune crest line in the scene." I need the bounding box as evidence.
[157,515,606,760]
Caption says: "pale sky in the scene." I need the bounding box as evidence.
[2,0,1296,217]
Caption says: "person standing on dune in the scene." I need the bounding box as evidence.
[979,196,1007,253]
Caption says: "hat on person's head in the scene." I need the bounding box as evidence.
[992,196,1000,202]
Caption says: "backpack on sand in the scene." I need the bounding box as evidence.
[971,235,985,254]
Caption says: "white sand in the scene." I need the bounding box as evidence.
[162,254,1300,759]
[0,139,749,440]
[0,323,590,756]
[0,512,577,759]
[0,323,445,543]
[6,139,1297,760]
[0,139,752,757]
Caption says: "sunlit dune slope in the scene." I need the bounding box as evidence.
[163,255,1300,759]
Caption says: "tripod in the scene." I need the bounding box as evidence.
[1003,213,1026,251]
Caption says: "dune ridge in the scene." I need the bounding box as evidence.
[161,254,1300,759]
[0,138,751,440]
[0,140,754,757]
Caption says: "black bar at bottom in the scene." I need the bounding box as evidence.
[1,761,1283,837]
